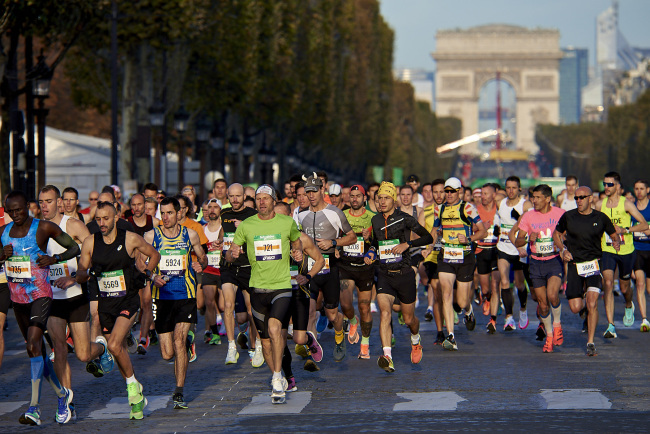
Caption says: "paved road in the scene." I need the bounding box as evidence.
[1,290,649,432]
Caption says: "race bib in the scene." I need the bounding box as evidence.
[159,249,187,276]
[379,239,401,264]
[576,259,600,277]
[98,270,127,297]
[6,256,31,283]
[49,262,71,280]
[343,237,365,258]
[254,234,282,261]
[500,224,513,242]
[634,231,649,241]
[484,226,498,243]
[443,245,464,263]
[207,250,221,267]
[223,233,235,251]
[534,237,556,257]
[308,255,330,275]
[605,232,624,245]
[290,265,299,286]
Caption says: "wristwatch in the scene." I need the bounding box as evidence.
[53,254,62,263]
[332,239,337,247]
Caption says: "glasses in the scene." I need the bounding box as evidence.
[603,182,615,187]
[89,197,98,202]
[444,189,458,193]
[575,195,590,200]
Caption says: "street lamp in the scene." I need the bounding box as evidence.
[30,53,53,192]
[148,100,165,186]
[195,115,211,198]
[174,105,190,189]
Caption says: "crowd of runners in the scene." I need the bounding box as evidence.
[1,168,650,424]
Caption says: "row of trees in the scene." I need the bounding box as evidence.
[1,0,458,195]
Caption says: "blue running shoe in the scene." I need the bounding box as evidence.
[96,336,114,374]
[316,313,328,333]
[56,388,73,424]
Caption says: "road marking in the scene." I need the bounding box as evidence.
[540,389,612,410]
[87,395,169,419]
[0,401,28,416]
[5,350,26,356]
[394,392,467,411]
[238,392,311,415]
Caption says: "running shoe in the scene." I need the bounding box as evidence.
[442,334,457,351]
[304,359,320,371]
[519,309,529,329]
[603,323,617,338]
[586,343,597,357]
[173,393,188,409]
[504,316,516,332]
[95,336,114,374]
[411,343,423,364]
[553,325,564,346]
[482,299,490,316]
[640,318,650,332]
[66,335,75,353]
[226,346,239,364]
[535,323,546,341]
[391,334,396,347]
[415,294,420,308]
[287,323,294,340]
[49,349,55,362]
[498,302,503,316]
[19,406,41,426]
[237,331,249,349]
[137,337,149,355]
[187,331,197,362]
[623,302,635,327]
[86,360,104,378]
[209,334,221,345]
[542,333,554,353]
[358,343,370,359]
[343,318,350,333]
[582,317,588,334]
[333,339,346,362]
[377,355,395,373]
[218,321,226,336]
[204,330,213,344]
[271,377,286,404]
[126,331,138,354]
[348,316,360,344]
[307,331,323,362]
[69,402,77,421]
[397,312,405,325]
[473,288,481,305]
[295,344,309,358]
[453,310,459,325]
[55,388,73,424]
[129,397,147,420]
[434,331,445,345]
[486,318,497,334]
[316,313,328,333]
[251,345,265,367]
[286,376,298,392]
[370,302,378,313]
[424,309,434,322]
[127,381,145,406]
[149,329,159,346]
[464,311,476,331]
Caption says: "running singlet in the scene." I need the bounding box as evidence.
[559,193,577,211]
[600,197,633,255]
[152,226,196,300]
[127,214,154,237]
[221,207,258,267]
[496,197,525,256]
[203,223,222,275]
[475,204,500,253]
[91,229,135,300]
[1,219,52,303]
[632,200,650,252]
[423,203,442,264]
[342,208,375,265]
[517,206,565,260]
[46,215,83,300]
[433,201,481,254]
[233,214,301,290]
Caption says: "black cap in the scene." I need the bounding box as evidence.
[407,174,419,183]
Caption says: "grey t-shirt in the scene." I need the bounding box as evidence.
[298,204,353,254]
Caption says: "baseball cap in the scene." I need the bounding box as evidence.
[329,184,342,196]
[255,184,277,200]
[444,177,462,191]
[350,184,366,195]
[303,172,323,192]
[407,174,419,183]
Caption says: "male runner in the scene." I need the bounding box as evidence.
[557,175,578,211]
[340,185,375,358]
[553,186,619,356]
[227,185,302,403]
[431,177,486,351]
[1,191,80,425]
[496,176,532,331]
[145,197,207,408]
[475,183,502,333]
[298,173,356,362]
[76,201,161,420]
[220,183,262,365]
[406,174,424,208]
[421,182,434,208]
[422,179,445,344]
[0,206,10,369]
[632,180,650,331]
[39,185,113,421]
[213,178,230,209]
[514,184,565,353]
[595,172,648,338]
[365,182,432,372]
[62,187,90,223]
[201,198,224,344]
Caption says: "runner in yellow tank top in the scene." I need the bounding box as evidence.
[594,172,648,339]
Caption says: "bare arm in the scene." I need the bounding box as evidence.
[625,199,649,233]
[189,228,208,269]
[75,236,95,283]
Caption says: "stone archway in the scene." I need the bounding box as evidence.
[432,24,562,155]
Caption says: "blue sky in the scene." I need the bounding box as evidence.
[379,0,650,70]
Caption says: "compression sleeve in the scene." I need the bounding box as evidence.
[52,232,81,261]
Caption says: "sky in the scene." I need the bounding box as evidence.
[379,0,650,70]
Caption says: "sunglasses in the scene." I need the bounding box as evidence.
[575,195,590,200]
[603,182,615,187]
[89,198,98,201]
[444,189,458,193]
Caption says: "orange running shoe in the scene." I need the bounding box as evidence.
[411,343,423,364]
[482,299,490,316]
[553,325,564,346]
[486,318,497,334]
[543,332,554,353]
[358,343,370,359]
[348,316,360,345]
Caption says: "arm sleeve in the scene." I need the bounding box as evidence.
[53,232,81,261]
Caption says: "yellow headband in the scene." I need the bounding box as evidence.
[377,181,397,201]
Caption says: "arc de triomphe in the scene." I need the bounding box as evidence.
[432,24,562,155]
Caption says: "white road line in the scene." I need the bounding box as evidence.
[238,392,312,415]
[394,392,467,411]
[540,389,612,410]
[0,401,28,416]
[87,395,169,419]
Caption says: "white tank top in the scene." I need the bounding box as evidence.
[560,193,577,211]
[46,215,83,300]
[496,197,525,256]
[203,223,222,243]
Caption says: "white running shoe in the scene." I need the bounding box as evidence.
[504,316,517,331]
[519,309,529,329]
[251,345,265,368]
[370,302,378,313]
[225,346,239,365]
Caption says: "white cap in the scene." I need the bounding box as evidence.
[255,184,277,200]
[329,184,342,196]
[444,177,462,190]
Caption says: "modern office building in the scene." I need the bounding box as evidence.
[559,47,588,124]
